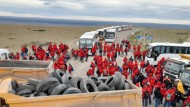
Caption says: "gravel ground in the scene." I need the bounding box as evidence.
[67,28,183,107]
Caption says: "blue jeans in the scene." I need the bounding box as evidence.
[155,98,160,107]
[163,100,171,107]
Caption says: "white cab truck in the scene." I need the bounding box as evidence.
[77,31,98,49]
[0,49,10,60]
[105,28,117,43]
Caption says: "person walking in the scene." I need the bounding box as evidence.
[154,87,161,107]
[163,87,174,107]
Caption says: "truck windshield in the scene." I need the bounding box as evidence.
[86,39,92,45]
[80,39,85,44]
[181,71,190,83]
[165,61,183,73]
[105,33,115,39]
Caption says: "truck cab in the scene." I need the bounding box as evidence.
[180,68,190,91]
[0,49,10,60]
[163,57,190,81]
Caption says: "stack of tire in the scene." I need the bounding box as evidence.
[9,70,131,97]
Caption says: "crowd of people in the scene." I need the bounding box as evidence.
[7,38,190,107]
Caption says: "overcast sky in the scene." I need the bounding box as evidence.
[0,0,190,24]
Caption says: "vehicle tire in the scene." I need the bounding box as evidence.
[62,73,73,84]
[8,90,16,94]
[98,83,110,91]
[36,77,59,92]
[63,87,82,94]
[99,77,108,83]
[80,79,98,93]
[27,78,41,87]
[105,76,116,88]
[37,92,47,96]
[70,76,82,89]
[114,72,122,88]
[48,82,60,95]
[117,75,125,90]
[16,84,36,92]
[124,83,131,90]
[16,89,32,96]
[11,80,18,90]
[53,70,65,83]
[51,84,68,95]
[110,86,115,91]
[90,76,102,86]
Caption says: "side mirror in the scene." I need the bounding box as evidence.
[77,42,79,46]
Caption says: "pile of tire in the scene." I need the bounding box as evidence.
[8,70,131,97]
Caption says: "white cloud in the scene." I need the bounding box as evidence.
[0,10,190,25]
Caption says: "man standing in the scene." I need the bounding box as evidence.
[154,87,161,107]
[163,87,174,107]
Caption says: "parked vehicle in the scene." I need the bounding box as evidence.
[105,28,117,43]
[163,57,190,81]
[0,49,10,60]
[145,42,190,65]
[77,31,98,49]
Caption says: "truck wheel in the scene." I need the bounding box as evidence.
[70,76,83,89]
[98,83,110,91]
[105,76,116,88]
[53,70,65,83]
[16,89,32,96]
[51,84,68,95]
[36,77,59,92]
[62,73,73,84]
[90,76,102,86]
[114,72,122,88]
[48,82,60,95]
[124,83,131,90]
[80,79,98,93]
[11,80,18,90]
[117,76,125,90]
[8,90,16,94]
[27,78,41,87]
[16,84,36,92]
[63,87,82,94]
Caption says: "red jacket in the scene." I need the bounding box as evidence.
[140,60,145,68]
[183,96,190,107]
[87,68,94,76]
[164,89,175,101]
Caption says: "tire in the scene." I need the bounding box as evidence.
[16,84,36,92]
[98,83,110,91]
[80,79,98,93]
[53,70,65,83]
[110,86,115,91]
[114,72,122,88]
[117,75,125,90]
[124,83,131,90]
[11,80,18,90]
[8,90,16,94]
[62,73,73,84]
[51,84,68,95]
[37,92,47,96]
[27,78,41,87]
[90,76,102,86]
[16,89,32,96]
[36,77,59,92]
[63,87,82,94]
[99,77,108,83]
[105,76,116,88]
[70,76,82,89]
[48,82,60,95]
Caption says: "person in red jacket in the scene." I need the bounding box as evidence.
[122,70,129,79]
[133,45,136,52]
[142,84,152,107]
[87,67,94,76]
[68,64,74,74]
[140,60,145,72]
[137,44,141,51]
[183,96,190,107]
[160,83,166,104]
[163,87,175,107]
[14,52,20,60]
[123,56,128,63]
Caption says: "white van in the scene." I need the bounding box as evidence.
[78,31,98,49]
[0,49,10,60]
[105,28,117,43]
